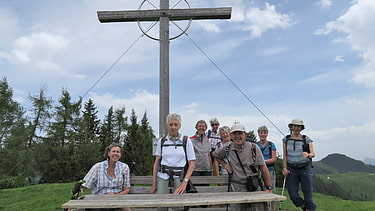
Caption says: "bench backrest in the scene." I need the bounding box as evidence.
[130,175,229,194]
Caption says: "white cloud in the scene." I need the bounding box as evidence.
[0,8,19,47]
[89,90,159,121]
[197,22,221,33]
[2,32,85,79]
[334,55,344,62]
[258,46,288,56]
[315,0,332,9]
[316,0,375,87]
[10,32,69,66]
[310,121,375,160]
[241,3,294,38]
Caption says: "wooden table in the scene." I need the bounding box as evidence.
[62,191,286,209]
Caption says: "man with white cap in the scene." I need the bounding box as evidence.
[213,122,273,211]
[282,119,316,211]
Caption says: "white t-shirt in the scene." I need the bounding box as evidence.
[155,135,196,179]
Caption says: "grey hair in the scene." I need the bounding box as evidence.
[195,120,207,129]
[104,142,122,159]
[219,126,230,133]
[257,125,269,133]
[210,117,219,124]
[166,113,181,125]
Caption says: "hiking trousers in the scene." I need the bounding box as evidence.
[287,164,316,211]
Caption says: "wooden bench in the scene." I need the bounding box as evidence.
[61,175,286,211]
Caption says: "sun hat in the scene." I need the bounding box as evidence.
[230,123,246,133]
[288,119,305,130]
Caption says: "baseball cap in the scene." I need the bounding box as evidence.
[230,123,246,133]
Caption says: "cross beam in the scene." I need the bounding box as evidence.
[97,1,231,137]
[98,7,232,22]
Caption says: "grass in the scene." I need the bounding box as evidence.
[317,172,375,201]
[1,183,375,211]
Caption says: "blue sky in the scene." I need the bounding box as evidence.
[1,0,375,162]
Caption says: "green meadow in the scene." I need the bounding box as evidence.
[1,183,374,211]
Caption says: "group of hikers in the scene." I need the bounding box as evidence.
[76,113,316,211]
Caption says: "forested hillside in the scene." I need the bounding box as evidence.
[0,77,155,189]
[312,153,375,201]
[313,153,375,174]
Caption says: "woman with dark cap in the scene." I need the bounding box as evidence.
[282,119,316,211]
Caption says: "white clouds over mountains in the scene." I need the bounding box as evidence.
[316,0,375,87]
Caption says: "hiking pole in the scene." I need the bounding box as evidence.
[278,176,287,211]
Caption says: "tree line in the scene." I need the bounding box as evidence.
[3,76,337,198]
[0,77,155,189]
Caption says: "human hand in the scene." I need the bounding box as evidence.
[174,181,187,194]
[282,168,290,176]
[225,164,233,174]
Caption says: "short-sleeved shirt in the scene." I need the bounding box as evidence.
[155,134,196,179]
[283,135,313,164]
[256,141,277,171]
[190,133,211,171]
[213,142,265,184]
[207,129,221,150]
[83,160,130,195]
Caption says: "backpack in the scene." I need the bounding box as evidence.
[259,141,274,167]
[159,136,188,168]
[225,142,258,173]
[226,142,264,191]
[285,134,312,163]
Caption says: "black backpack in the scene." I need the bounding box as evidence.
[259,141,274,167]
[285,134,312,163]
[159,136,188,169]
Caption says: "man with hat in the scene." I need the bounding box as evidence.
[213,122,273,211]
[282,119,316,211]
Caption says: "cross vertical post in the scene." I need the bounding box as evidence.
[159,0,169,138]
[97,1,232,137]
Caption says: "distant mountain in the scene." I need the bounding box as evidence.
[363,157,375,165]
[313,153,375,174]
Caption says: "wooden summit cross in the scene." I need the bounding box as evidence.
[97,0,231,137]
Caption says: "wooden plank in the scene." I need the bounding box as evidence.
[130,185,228,194]
[130,175,229,185]
[61,192,286,209]
[98,7,232,23]
[132,207,232,211]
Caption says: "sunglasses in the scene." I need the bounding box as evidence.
[211,124,219,126]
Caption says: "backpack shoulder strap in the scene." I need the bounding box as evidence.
[250,142,256,161]
[182,136,188,162]
[224,142,232,162]
[159,136,167,162]
[268,141,273,156]
[249,142,258,173]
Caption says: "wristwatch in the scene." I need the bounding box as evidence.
[183,178,189,182]
[266,185,273,190]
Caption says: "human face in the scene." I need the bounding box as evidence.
[167,119,181,137]
[196,123,207,136]
[211,123,219,132]
[230,131,246,146]
[220,130,231,142]
[258,131,268,142]
[108,147,121,162]
[290,124,302,134]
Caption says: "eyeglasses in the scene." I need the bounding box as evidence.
[211,124,219,126]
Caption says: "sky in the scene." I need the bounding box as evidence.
[1,0,375,162]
